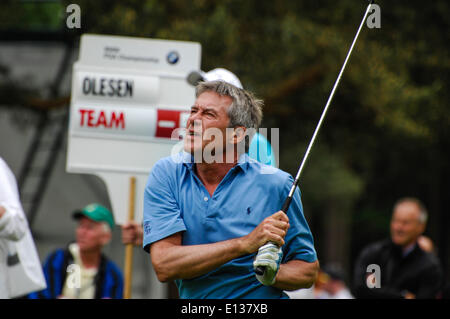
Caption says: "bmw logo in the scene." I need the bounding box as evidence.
[167,51,180,65]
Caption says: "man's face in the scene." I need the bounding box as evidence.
[76,216,110,253]
[183,91,233,157]
[390,202,425,247]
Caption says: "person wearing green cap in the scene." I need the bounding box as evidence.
[28,203,123,299]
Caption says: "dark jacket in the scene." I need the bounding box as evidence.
[28,247,123,299]
[352,239,443,299]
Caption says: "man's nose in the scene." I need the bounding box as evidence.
[77,225,88,234]
[187,117,202,130]
[187,113,197,126]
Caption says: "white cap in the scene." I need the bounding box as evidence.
[200,68,243,89]
[187,68,243,89]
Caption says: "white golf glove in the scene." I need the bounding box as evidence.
[253,242,283,286]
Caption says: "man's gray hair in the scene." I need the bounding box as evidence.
[394,197,428,224]
[196,80,263,152]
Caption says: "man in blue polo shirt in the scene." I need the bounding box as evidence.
[143,81,318,298]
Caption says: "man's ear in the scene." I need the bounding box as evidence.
[101,229,112,246]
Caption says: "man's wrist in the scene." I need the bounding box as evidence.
[235,236,249,256]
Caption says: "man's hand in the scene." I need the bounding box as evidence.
[240,211,290,254]
[239,210,288,286]
[121,221,143,246]
[253,242,283,285]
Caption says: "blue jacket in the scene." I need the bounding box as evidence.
[28,247,123,299]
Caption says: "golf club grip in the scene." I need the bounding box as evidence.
[281,196,293,214]
[255,265,265,276]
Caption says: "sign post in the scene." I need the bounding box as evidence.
[124,176,136,299]
[66,34,201,298]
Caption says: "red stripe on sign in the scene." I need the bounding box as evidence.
[155,109,182,138]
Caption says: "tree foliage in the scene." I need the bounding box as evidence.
[1,0,449,279]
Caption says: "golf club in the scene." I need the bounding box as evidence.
[255,0,375,277]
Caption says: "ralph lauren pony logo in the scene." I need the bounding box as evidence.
[143,221,151,235]
[247,207,252,215]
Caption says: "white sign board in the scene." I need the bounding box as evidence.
[67,34,201,224]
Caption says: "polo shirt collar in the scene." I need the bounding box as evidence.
[236,152,251,172]
[181,152,195,171]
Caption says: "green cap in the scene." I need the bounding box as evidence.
[73,203,115,230]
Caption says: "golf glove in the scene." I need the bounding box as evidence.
[253,242,283,286]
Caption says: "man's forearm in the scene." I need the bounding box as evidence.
[150,210,292,283]
[273,259,319,291]
[151,234,247,282]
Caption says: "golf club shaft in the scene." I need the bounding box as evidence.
[255,1,374,277]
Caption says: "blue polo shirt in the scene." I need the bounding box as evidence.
[143,152,317,299]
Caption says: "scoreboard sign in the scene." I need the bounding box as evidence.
[67,34,201,224]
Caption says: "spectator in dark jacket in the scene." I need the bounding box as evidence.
[353,197,443,299]
[29,204,123,299]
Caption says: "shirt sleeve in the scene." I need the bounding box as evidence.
[281,175,317,263]
[142,159,186,253]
